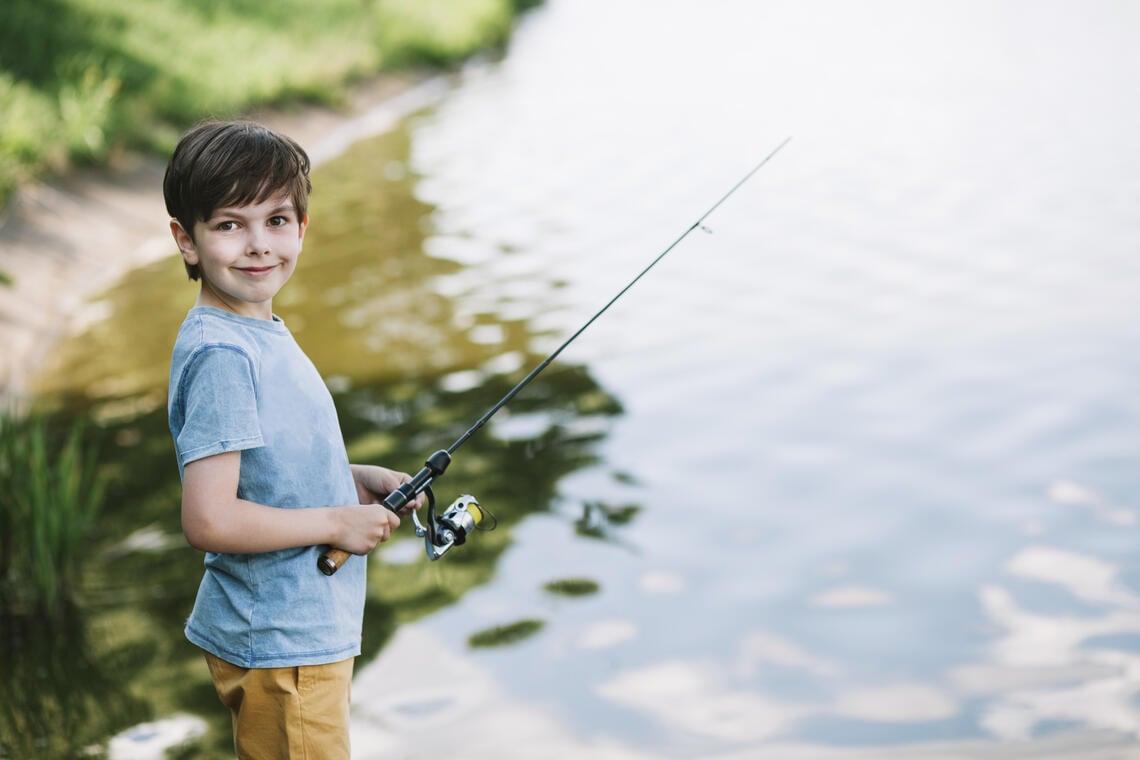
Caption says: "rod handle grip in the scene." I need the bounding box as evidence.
[318,450,452,575]
[318,548,351,576]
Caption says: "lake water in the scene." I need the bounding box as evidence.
[11,0,1140,757]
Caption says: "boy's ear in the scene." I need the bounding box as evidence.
[298,214,309,242]
[170,220,199,267]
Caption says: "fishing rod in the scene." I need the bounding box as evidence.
[318,136,791,575]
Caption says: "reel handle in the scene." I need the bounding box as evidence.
[317,450,452,576]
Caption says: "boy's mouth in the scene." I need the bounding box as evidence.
[236,264,278,276]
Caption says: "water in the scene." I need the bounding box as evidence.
[361,2,1140,754]
[9,0,1140,757]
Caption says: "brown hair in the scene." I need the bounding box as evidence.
[163,121,312,280]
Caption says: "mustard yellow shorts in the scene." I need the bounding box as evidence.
[204,651,354,760]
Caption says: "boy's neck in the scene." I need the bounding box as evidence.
[197,284,274,320]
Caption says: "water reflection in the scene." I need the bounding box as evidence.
[970,542,1140,742]
[343,0,1140,753]
[355,533,1140,757]
[1,604,149,758]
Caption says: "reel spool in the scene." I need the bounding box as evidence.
[414,492,497,561]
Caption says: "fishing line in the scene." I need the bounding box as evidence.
[447,136,792,455]
[319,136,791,574]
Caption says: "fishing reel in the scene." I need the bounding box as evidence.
[414,490,497,560]
[318,450,496,574]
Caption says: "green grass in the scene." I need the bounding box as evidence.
[374,0,520,67]
[0,0,539,207]
[0,409,107,610]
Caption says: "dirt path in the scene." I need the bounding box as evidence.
[0,72,447,398]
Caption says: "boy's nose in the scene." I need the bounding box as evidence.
[246,229,270,255]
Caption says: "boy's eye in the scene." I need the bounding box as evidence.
[268,216,289,227]
[215,220,237,232]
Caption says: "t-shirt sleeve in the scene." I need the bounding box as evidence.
[174,345,265,467]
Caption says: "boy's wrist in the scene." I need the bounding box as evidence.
[327,505,353,548]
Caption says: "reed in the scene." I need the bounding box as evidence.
[0,410,106,610]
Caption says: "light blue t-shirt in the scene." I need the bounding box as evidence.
[168,306,365,668]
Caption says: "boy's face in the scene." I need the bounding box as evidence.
[171,192,308,319]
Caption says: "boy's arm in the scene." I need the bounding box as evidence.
[182,451,400,554]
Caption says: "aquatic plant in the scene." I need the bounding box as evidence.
[0,409,106,610]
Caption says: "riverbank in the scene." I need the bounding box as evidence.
[0,71,451,398]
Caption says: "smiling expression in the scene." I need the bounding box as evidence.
[171,193,308,319]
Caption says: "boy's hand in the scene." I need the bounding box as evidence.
[334,504,401,555]
[350,464,426,515]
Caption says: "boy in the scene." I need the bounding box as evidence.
[164,120,421,758]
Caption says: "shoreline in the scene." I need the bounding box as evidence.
[0,70,451,399]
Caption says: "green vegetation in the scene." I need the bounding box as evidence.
[0,0,540,208]
[375,0,540,67]
[0,409,107,610]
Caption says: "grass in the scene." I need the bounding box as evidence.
[0,0,540,208]
[374,0,524,68]
[0,409,107,610]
